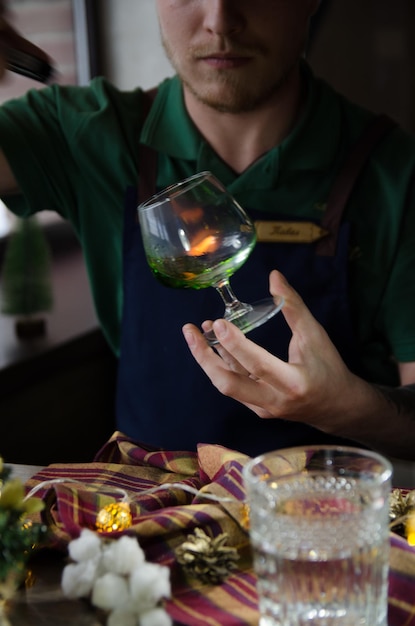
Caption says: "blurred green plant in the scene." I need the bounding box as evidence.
[1,216,53,336]
[0,458,46,615]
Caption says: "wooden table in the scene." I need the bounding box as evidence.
[6,550,102,626]
[10,464,43,483]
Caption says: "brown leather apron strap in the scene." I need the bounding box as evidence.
[316,114,397,256]
[137,87,158,206]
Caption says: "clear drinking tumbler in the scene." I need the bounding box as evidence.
[243,445,392,626]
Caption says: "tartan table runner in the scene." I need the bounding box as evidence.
[25,431,415,626]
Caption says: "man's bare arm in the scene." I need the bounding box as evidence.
[357,383,415,458]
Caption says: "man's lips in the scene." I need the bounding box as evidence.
[198,53,252,69]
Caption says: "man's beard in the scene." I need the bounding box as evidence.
[162,37,298,114]
[181,69,294,115]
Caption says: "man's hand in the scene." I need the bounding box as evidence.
[182,270,371,434]
[183,270,415,459]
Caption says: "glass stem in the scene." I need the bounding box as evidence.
[214,280,253,321]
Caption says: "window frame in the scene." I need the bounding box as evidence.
[0,0,101,241]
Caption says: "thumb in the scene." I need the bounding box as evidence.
[269,269,318,334]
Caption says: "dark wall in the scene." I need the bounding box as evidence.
[308,0,415,133]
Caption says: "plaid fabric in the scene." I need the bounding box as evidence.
[25,431,415,626]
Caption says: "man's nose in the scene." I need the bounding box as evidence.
[202,0,244,37]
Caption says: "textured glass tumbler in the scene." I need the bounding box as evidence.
[243,445,392,626]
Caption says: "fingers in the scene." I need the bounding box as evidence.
[183,321,254,379]
[184,317,288,392]
[182,270,329,398]
[269,270,330,362]
[210,318,298,395]
[181,271,296,394]
[183,321,281,414]
[182,271,355,430]
[182,323,231,376]
[182,322,252,392]
[269,270,317,331]
[200,320,252,375]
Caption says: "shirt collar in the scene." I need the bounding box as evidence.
[140,75,199,161]
[139,63,342,189]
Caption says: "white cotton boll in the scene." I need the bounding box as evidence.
[107,608,138,626]
[68,528,103,562]
[139,607,172,626]
[129,563,171,614]
[91,572,130,611]
[61,560,99,598]
[101,535,145,575]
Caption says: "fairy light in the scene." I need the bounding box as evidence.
[406,512,415,546]
[24,479,245,535]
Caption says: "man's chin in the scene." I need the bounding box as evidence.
[184,81,258,114]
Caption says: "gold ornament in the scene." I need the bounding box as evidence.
[389,489,415,539]
[240,503,250,531]
[176,527,239,585]
[95,502,132,533]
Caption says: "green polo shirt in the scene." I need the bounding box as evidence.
[1,65,415,386]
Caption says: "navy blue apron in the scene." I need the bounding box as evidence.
[116,101,394,455]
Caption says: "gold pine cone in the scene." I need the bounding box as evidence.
[176,527,239,585]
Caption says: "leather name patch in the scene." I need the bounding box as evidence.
[255,221,328,243]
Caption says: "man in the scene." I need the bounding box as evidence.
[0,1,415,458]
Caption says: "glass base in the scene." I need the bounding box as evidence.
[204,295,284,346]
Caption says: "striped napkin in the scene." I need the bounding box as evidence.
[25,431,415,626]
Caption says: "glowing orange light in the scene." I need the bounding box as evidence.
[96,502,132,533]
[187,234,218,256]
